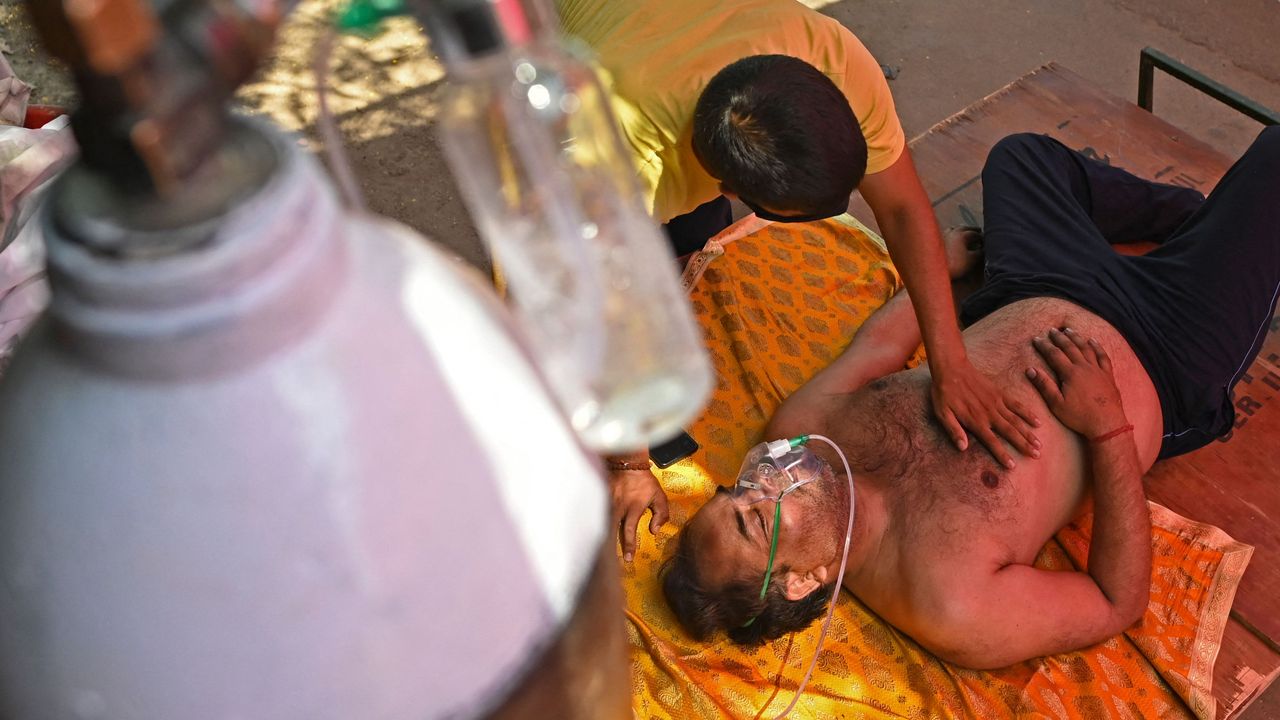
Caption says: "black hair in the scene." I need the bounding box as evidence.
[692,54,868,216]
[661,528,834,646]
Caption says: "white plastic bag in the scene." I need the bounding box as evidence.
[0,116,76,373]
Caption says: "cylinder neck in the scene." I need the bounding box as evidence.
[49,119,281,260]
[40,118,348,381]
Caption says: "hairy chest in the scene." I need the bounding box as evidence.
[837,372,1084,562]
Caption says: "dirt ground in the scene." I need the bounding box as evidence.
[2,0,1278,714]
[0,1,74,107]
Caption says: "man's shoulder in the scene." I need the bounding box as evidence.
[565,0,860,74]
[764,392,843,444]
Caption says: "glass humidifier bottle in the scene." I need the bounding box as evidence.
[427,0,712,452]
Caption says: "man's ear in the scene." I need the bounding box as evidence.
[781,566,828,601]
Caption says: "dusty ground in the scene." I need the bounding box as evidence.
[2,0,1278,714]
[232,1,480,263]
[0,1,74,107]
[831,0,1280,156]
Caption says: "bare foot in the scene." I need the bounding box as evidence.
[944,226,984,280]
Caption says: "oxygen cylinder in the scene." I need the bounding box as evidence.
[0,117,628,720]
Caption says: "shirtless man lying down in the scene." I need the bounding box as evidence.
[654,129,1280,669]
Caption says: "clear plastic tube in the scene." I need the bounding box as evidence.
[314,29,366,213]
[767,433,855,719]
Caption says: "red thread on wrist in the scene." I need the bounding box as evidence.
[607,460,651,472]
[1089,424,1134,443]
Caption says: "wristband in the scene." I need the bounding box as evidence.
[607,460,651,472]
[1089,424,1133,443]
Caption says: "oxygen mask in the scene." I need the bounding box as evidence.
[732,438,824,505]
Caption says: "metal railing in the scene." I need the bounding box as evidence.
[1138,47,1280,126]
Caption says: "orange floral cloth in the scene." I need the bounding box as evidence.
[622,214,1253,719]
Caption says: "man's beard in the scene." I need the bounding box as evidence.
[790,460,852,560]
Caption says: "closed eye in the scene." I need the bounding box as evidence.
[754,506,769,541]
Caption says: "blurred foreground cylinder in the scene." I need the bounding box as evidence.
[0,119,628,719]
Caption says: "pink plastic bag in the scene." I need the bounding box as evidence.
[0,53,31,128]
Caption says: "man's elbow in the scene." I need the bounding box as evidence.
[1110,597,1147,634]
[1100,578,1150,634]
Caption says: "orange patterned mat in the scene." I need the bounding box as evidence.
[623,214,1253,719]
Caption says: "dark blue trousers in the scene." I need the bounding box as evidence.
[961,129,1280,458]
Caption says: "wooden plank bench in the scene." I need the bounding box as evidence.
[849,63,1280,719]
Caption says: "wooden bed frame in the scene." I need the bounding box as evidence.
[848,63,1280,719]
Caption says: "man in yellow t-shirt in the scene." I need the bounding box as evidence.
[558,0,905,238]
[564,0,1043,558]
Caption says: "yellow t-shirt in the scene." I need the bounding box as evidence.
[556,0,906,223]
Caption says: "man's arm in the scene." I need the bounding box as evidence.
[775,230,986,426]
[919,328,1150,670]
[777,287,921,418]
[858,149,1040,467]
[1026,328,1151,622]
[604,449,669,562]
